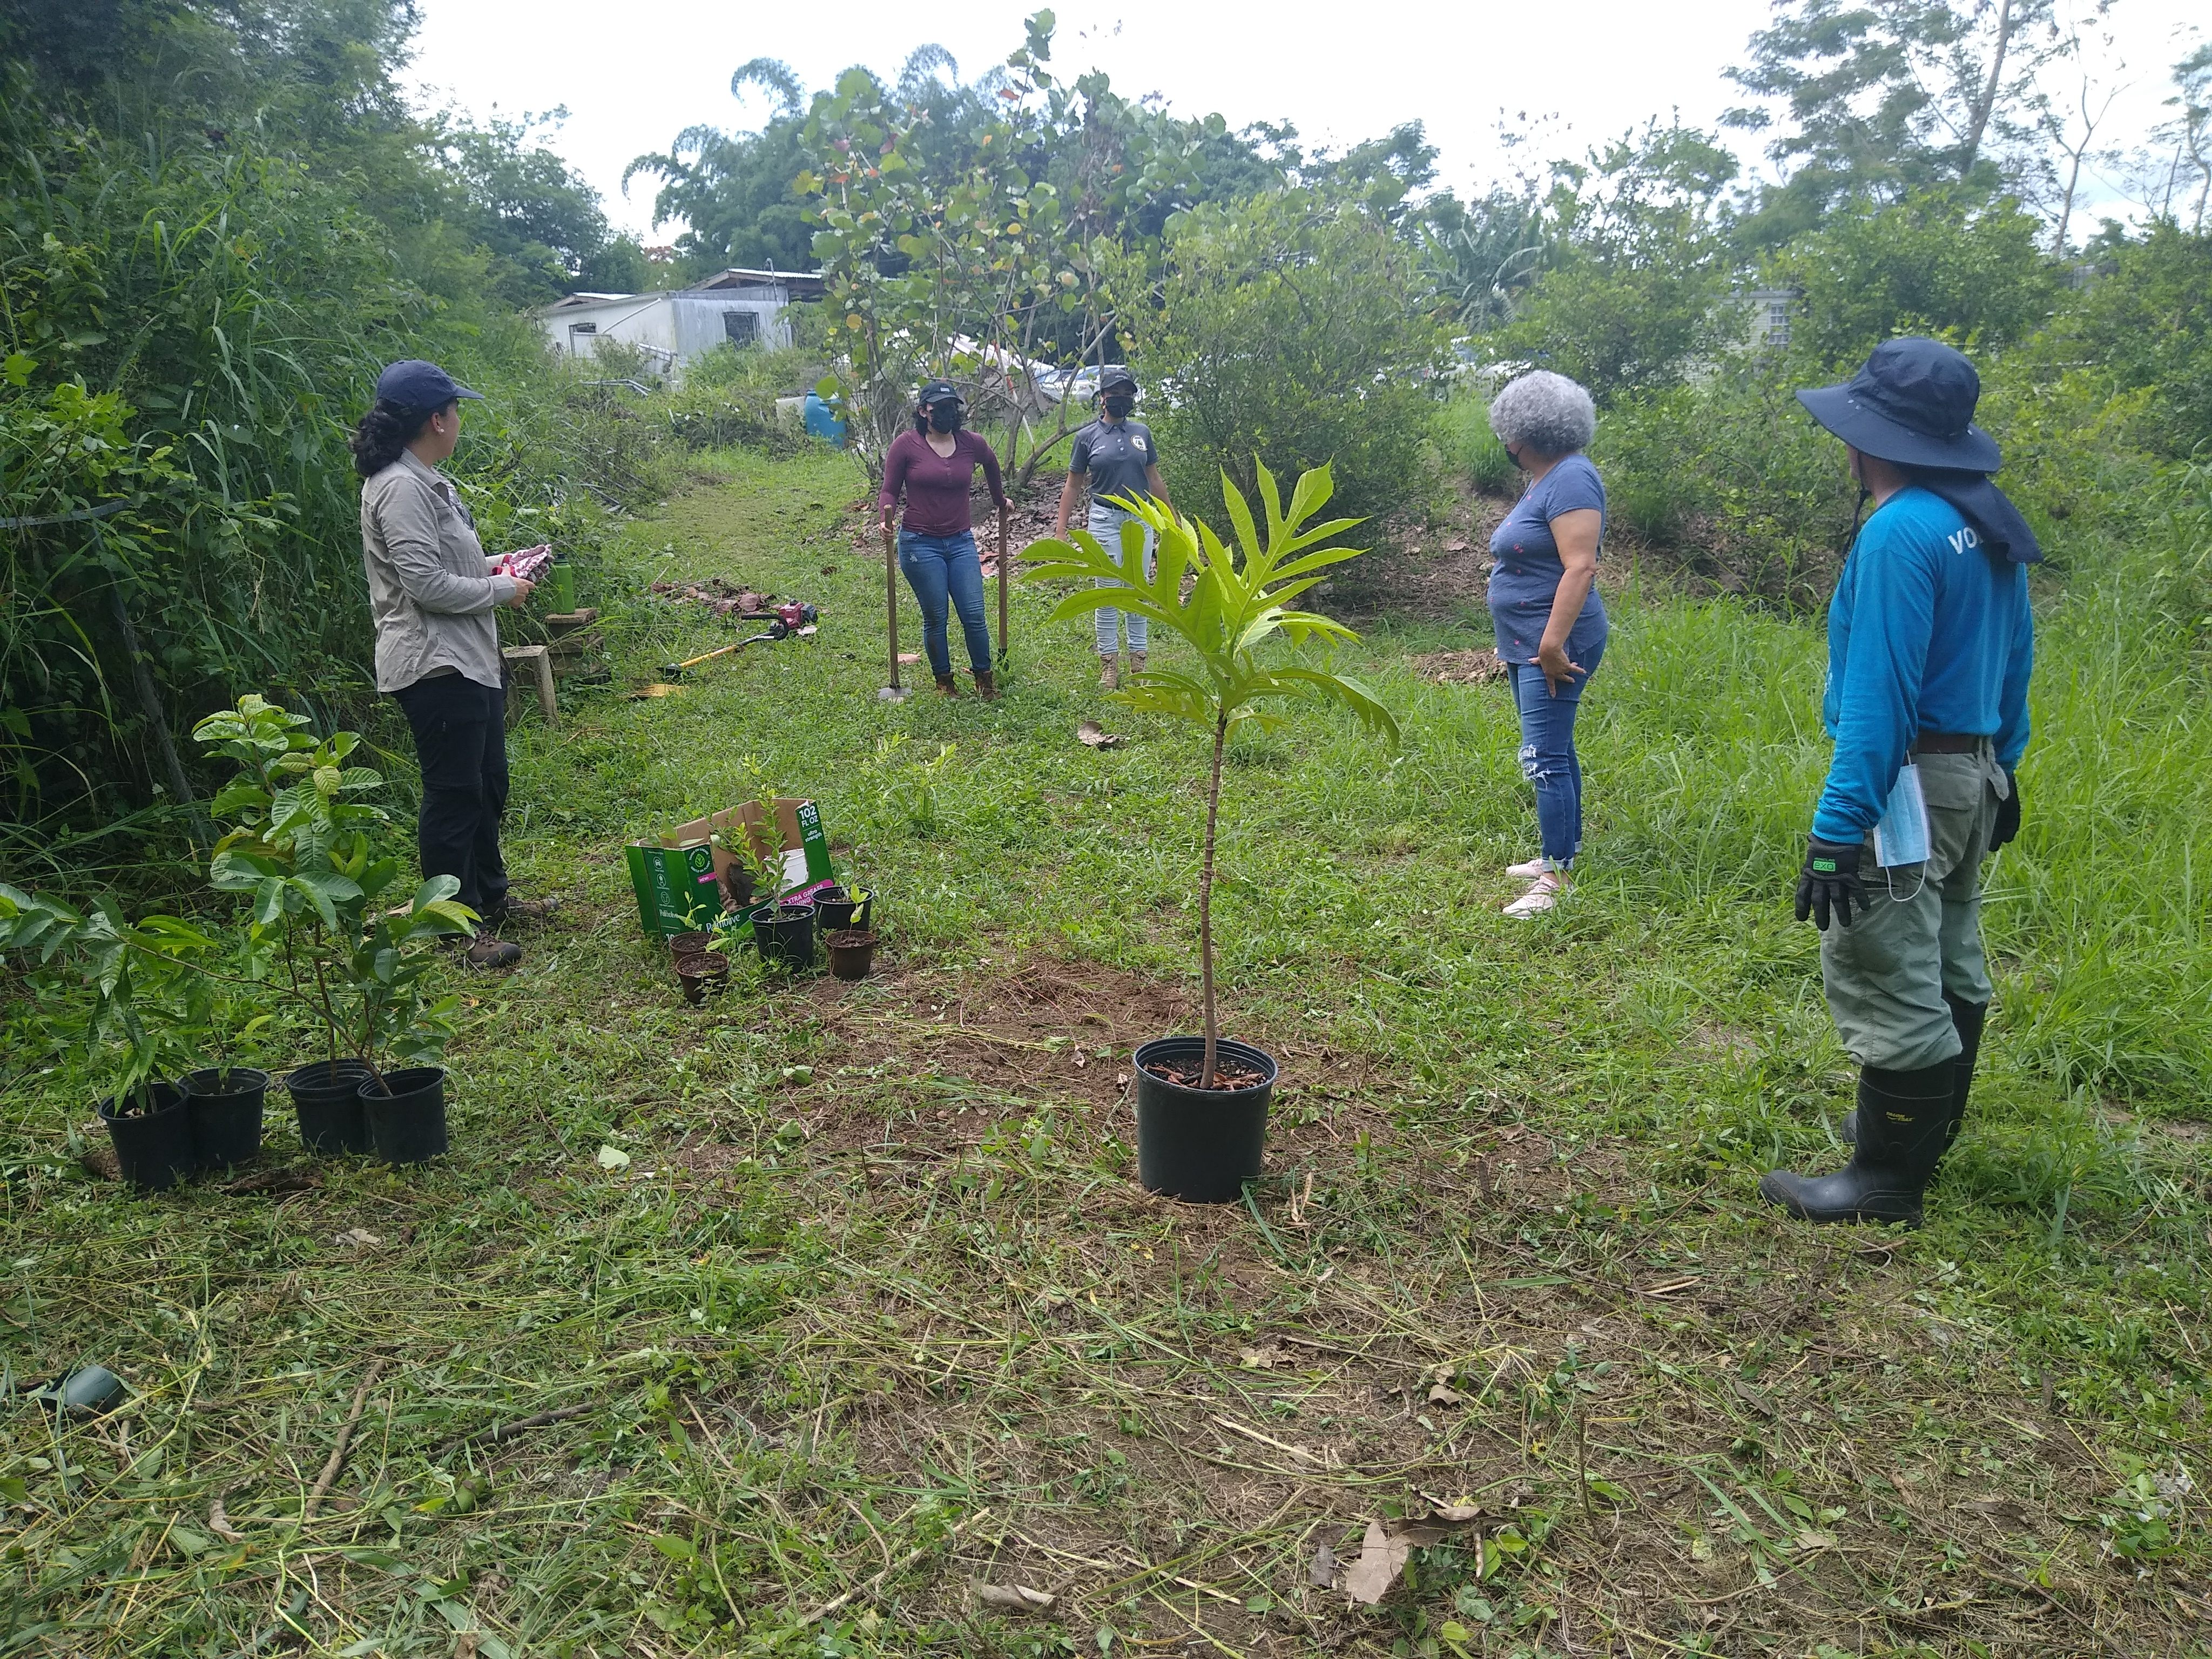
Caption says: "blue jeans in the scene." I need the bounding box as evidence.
[897,530,993,678]
[1087,502,1156,656]
[1508,636,1604,867]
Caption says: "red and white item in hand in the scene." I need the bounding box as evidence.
[502,544,553,584]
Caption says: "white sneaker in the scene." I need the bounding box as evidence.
[1506,857,1549,879]
[1503,874,1566,918]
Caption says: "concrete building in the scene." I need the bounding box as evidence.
[535,269,825,374]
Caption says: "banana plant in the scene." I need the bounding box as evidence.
[1022,462,1399,1086]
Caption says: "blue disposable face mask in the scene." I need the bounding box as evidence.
[1873,763,1931,868]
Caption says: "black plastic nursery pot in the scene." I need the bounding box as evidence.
[824,928,877,981]
[813,886,859,932]
[181,1067,268,1170]
[675,952,729,1005]
[669,930,716,957]
[750,901,817,972]
[285,1059,376,1156]
[1131,1037,1279,1203]
[359,1067,448,1164]
[98,1080,193,1191]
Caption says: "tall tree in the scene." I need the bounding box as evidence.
[1725,0,2061,237]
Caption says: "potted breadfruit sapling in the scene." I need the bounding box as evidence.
[1022,462,1398,1201]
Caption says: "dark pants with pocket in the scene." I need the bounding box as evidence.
[392,672,510,923]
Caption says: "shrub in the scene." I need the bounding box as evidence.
[1766,187,2059,366]
[1121,188,1449,529]
[2048,223,2212,461]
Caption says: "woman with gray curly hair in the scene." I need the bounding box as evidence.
[1485,369,1607,917]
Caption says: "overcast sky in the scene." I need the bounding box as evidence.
[409,0,2206,244]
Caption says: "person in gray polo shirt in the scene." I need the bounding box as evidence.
[350,359,556,969]
[1053,367,1172,689]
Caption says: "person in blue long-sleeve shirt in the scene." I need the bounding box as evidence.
[1762,338,2039,1228]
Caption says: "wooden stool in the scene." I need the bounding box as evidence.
[502,645,557,727]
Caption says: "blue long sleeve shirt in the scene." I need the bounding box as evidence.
[1812,487,2034,842]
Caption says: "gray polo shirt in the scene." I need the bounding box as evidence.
[360,451,516,693]
[1070,416,1159,506]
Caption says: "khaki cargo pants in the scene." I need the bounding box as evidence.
[1821,746,2010,1071]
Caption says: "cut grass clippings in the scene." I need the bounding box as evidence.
[2,443,2208,1656]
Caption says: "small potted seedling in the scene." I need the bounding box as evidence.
[1,884,224,1189]
[193,696,476,1162]
[1024,463,1398,1201]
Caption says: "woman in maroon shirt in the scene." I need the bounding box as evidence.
[878,380,1009,697]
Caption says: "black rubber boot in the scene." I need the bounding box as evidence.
[1839,994,1988,1147]
[1940,993,1986,1151]
[1761,1061,1954,1225]
[933,673,958,697]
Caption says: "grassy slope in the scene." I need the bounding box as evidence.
[3,445,2208,1658]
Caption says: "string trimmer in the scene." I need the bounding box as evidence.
[659,602,817,681]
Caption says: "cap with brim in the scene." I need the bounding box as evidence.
[375,358,483,414]
[1795,336,2000,473]
[1098,367,1137,395]
[918,379,962,406]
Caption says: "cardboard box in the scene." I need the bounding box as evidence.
[625,797,836,938]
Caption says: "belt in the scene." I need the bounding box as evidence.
[1912,731,1987,754]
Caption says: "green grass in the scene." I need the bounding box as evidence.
[4,444,2209,1657]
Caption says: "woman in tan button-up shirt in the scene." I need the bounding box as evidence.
[350,359,548,968]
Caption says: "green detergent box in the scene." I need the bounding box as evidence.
[624,838,720,936]
[625,797,835,938]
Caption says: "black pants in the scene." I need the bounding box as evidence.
[392,673,510,922]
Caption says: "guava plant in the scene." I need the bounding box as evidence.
[1023,462,1398,1085]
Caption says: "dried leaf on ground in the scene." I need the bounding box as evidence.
[1308,1539,1337,1589]
[898,652,922,665]
[1427,1382,1469,1406]
[595,1145,632,1172]
[1076,720,1125,748]
[1343,1510,1482,1604]
[333,1228,382,1249]
[1239,1342,1292,1370]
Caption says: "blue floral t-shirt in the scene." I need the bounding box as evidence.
[1486,453,1608,664]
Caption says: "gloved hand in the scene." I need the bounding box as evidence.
[1988,769,2021,850]
[1795,836,1866,930]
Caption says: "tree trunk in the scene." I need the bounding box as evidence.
[1199,710,1227,1089]
[1960,0,2016,177]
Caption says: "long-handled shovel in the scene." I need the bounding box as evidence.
[879,521,907,702]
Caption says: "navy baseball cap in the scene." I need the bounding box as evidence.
[1098,365,1137,395]
[917,379,963,406]
[375,359,483,414]
[1797,338,2000,473]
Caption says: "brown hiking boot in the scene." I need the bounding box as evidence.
[934,673,959,697]
[1099,656,1119,690]
[463,935,522,970]
[973,669,1000,700]
[1127,651,1147,679]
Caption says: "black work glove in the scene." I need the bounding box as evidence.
[1988,769,2021,851]
[1795,836,1866,930]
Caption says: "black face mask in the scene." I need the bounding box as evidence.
[927,402,963,434]
[1102,395,1135,418]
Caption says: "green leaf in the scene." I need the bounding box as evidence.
[651,1534,697,1562]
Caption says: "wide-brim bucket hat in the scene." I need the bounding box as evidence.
[1796,336,2001,473]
